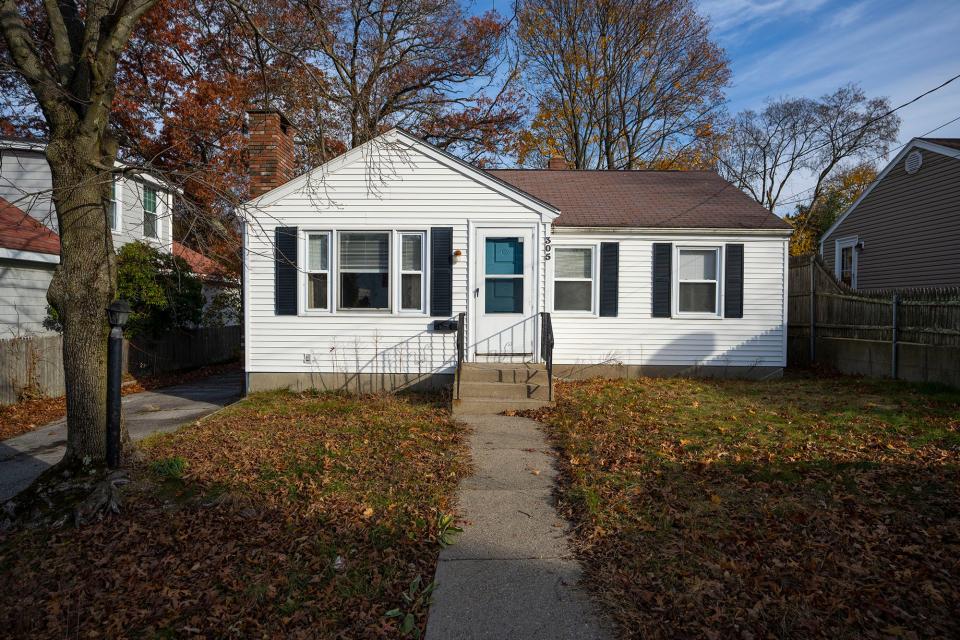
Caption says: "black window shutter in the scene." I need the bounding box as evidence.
[430,227,453,317]
[652,242,672,318]
[275,226,298,316]
[599,242,619,317]
[724,243,744,318]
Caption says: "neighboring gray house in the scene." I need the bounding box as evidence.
[0,136,174,253]
[820,138,960,290]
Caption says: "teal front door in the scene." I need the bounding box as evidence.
[475,228,535,358]
[484,238,524,314]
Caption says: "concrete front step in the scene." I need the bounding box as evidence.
[459,364,548,384]
[458,380,550,401]
[452,397,553,416]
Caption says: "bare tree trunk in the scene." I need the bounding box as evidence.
[45,137,117,466]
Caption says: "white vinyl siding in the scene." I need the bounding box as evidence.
[243,131,787,378]
[0,259,57,336]
[244,136,549,376]
[547,231,788,368]
[0,146,173,252]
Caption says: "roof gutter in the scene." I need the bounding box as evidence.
[0,247,60,263]
[551,226,793,237]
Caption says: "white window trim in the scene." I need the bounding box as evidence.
[110,177,123,234]
[297,227,431,317]
[673,245,723,319]
[398,231,427,314]
[304,231,331,312]
[834,236,858,288]
[552,244,598,315]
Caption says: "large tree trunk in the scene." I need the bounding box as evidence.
[45,136,117,466]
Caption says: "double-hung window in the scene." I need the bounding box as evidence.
[109,179,122,232]
[554,247,594,312]
[400,232,425,311]
[677,247,720,315]
[143,186,158,239]
[306,232,330,310]
[339,231,390,309]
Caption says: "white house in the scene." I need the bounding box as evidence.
[0,136,175,252]
[0,135,182,336]
[241,111,791,410]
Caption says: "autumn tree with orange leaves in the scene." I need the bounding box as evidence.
[515,0,730,169]
[785,162,877,256]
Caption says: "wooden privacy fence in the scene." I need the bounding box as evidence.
[0,325,241,405]
[788,255,960,387]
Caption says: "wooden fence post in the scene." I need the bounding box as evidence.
[809,258,816,363]
[891,294,899,379]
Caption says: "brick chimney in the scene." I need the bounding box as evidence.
[247,109,296,198]
[548,156,569,170]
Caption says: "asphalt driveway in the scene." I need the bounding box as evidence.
[0,372,242,502]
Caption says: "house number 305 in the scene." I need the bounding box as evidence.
[544,237,552,260]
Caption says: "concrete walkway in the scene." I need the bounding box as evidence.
[425,413,610,640]
[0,372,242,502]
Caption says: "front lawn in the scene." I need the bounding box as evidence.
[528,373,960,639]
[0,390,469,638]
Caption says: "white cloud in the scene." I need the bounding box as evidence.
[699,0,830,35]
[703,0,960,211]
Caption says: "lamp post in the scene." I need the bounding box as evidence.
[106,300,130,469]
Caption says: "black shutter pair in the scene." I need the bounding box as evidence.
[651,242,744,318]
[274,226,456,316]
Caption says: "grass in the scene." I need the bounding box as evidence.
[0,390,470,639]
[526,372,960,639]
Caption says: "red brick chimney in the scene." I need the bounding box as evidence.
[247,109,296,198]
[548,156,569,170]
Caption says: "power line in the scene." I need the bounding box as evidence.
[612,69,960,176]
[652,108,960,227]
[774,111,960,211]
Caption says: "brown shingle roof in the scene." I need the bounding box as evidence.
[0,197,60,255]
[488,169,790,229]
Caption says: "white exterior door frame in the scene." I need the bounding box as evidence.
[468,221,541,362]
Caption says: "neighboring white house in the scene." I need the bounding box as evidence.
[0,196,61,335]
[0,136,175,252]
[0,136,178,336]
[242,111,792,400]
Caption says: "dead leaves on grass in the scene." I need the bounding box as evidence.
[0,391,470,639]
[530,375,960,639]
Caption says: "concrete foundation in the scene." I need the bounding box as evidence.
[805,337,960,389]
[247,363,784,396]
[246,370,453,394]
[553,362,784,381]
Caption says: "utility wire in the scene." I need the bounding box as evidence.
[774,111,960,211]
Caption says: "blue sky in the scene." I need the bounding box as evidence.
[699,0,960,144]
[471,0,960,189]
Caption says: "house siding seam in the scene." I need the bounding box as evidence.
[822,149,960,289]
